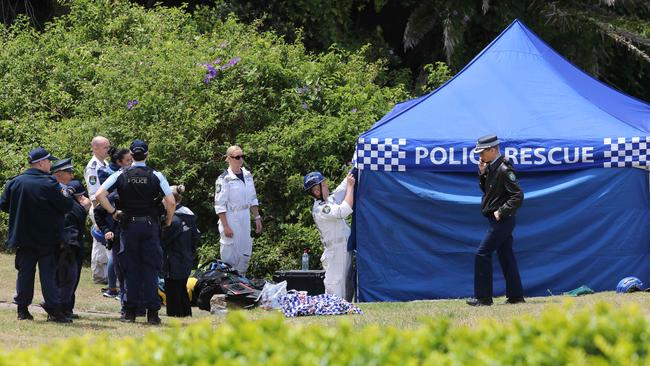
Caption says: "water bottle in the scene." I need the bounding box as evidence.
[301,249,309,270]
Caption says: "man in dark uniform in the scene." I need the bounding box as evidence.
[51,158,91,319]
[95,140,175,325]
[0,148,73,322]
[467,135,525,306]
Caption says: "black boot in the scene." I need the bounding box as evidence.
[147,310,161,325]
[466,297,493,306]
[45,308,72,323]
[121,309,136,323]
[17,305,33,320]
[504,297,526,304]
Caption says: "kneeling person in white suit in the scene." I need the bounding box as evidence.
[303,171,355,299]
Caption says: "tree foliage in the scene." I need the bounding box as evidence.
[0,0,408,277]
[400,0,650,98]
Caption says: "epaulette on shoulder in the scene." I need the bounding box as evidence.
[218,170,229,179]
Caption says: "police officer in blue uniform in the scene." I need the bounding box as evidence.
[51,159,92,319]
[58,179,90,319]
[95,140,175,325]
[467,135,525,306]
[0,148,73,322]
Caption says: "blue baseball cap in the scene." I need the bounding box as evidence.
[67,180,86,197]
[28,147,58,164]
[130,139,148,155]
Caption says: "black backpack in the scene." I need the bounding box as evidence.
[192,260,264,310]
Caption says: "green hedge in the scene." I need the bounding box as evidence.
[2,302,649,365]
[0,0,409,276]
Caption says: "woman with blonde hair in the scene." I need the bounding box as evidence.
[213,145,262,276]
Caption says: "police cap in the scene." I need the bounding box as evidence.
[67,179,87,197]
[130,139,149,155]
[28,147,58,164]
[51,158,73,173]
[473,135,500,153]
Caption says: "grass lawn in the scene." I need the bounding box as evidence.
[0,252,647,351]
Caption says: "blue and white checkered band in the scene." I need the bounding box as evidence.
[603,137,649,168]
[356,138,407,171]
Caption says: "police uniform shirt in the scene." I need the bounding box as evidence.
[100,161,172,196]
[213,167,259,214]
[85,155,108,201]
[312,179,352,244]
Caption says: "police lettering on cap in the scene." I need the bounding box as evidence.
[51,158,74,173]
[473,134,501,154]
[130,139,148,155]
[28,147,58,164]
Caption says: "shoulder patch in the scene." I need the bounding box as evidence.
[218,170,228,179]
[508,171,517,182]
[89,176,97,185]
[322,205,331,214]
[215,183,222,193]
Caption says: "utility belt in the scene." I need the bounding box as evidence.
[120,214,160,228]
[227,204,250,212]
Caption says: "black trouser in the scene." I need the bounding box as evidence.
[119,219,162,312]
[164,278,191,317]
[14,247,60,310]
[59,246,83,313]
[474,215,524,299]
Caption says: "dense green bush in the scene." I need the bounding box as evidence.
[2,301,650,365]
[0,0,409,276]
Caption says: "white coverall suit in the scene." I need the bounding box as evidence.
[85,155,109,283]
[312,179,352,299]
[214,167,259,276]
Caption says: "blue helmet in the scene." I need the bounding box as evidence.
[616,277,644,293]
[303,171,325,191]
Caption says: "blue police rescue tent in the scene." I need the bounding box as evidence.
[353,19,650,302]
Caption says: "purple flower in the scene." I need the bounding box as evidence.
[452,10,458,16]
[127,100,139,110]
[207,65,218,76]
[301,102,309,110]
[228,57,241,66]
[463,14,470,22]
[214,57,222,65]
[296,86,309,95]
[204,74,214,84]
[218,42,228,48]
[351,108,357,113]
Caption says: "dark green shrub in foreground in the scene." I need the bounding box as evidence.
[2,301,649,365]
[0,0,409,276]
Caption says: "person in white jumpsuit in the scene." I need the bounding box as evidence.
[84,136,111,284]
[304,171,355,299]
[214,146,263,276]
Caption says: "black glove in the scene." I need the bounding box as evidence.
[106,238,114,251]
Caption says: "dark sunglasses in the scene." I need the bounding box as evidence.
[230,155,246,160]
